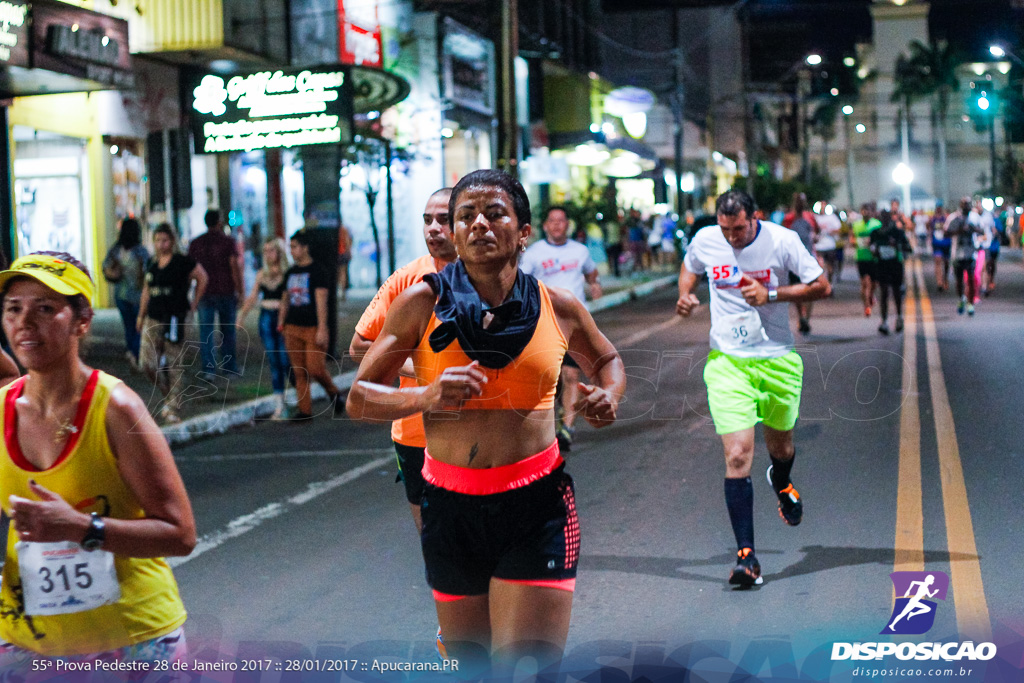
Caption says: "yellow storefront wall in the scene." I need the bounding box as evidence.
[7,93,112,307]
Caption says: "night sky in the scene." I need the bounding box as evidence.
[603,0,1023,83]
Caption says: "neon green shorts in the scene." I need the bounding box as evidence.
[703,350,804,435]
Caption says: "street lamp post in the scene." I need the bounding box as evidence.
[800,53,821,186]
[977,92,997,194]
[843,105,855,208]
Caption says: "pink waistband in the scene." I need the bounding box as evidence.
[423,441,562,495]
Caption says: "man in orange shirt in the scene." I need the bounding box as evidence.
[349,188,455,531]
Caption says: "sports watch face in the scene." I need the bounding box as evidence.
[80,514,105,551]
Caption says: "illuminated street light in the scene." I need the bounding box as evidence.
[855,123,866,133]
[892,163,914,186]
[978,95,990,111]
[893,163,914,211]
[843,56,856,67]
[842,105,854,115]
[806,54,822,66]
[989,43,1024,68]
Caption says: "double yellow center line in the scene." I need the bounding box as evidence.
[894,259,991,641]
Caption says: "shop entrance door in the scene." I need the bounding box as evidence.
[13,128,91,270]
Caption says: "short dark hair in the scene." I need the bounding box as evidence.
[430,187,454,200]
[153,222,177,243]
[290,229,312,247]
[449,169,531,228]
[204,209,221,229]
[543,205,569,222]
[716,190,756,218]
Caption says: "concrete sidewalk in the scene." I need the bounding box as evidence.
[82,268,679,446]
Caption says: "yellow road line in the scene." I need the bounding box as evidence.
[913,260,992,641]
[894,270,923,573]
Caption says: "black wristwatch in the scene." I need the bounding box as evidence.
[80,513,106,552]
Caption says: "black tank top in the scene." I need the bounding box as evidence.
[259,276,286,301]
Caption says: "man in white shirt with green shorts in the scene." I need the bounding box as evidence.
[676,190,831,587]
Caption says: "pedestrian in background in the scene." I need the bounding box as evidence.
[930,204,951,292]
[102,217,149,368]
[239,237,291,419]
[337,223,353,302]
[870,210,911,335]
[188,209,243,380]
[814,209,842,286]
[520,205,602,453]
[853,204,881,316]
[278,229,341,421]
[138,224,208,424]
[604,215,624,277]
[782,193,818,334]
[946,198,981,316]
[626,209,648,272]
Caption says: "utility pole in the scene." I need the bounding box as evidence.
[900,102,911,210]
[673,9,685,215]
[800,70,811,185]
[499,0,519,177]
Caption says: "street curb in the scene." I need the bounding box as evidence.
[162,272,678,447]
[162,369,358,447]
[586,274,677,314]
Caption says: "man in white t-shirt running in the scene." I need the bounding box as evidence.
[676,190,831,587]
[520,205,601,452]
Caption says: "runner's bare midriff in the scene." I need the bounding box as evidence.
[423,408,557,467]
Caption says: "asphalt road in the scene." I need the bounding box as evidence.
[166,252,1024,682]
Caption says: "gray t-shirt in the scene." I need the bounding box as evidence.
[520,239,597,303]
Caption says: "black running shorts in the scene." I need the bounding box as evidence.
[394,442,426,505]
[420,457,579,597]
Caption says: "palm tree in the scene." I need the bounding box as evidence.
[905,39,961,205]
[892,53,930,205]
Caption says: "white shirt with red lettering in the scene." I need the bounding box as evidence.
[520,239,597,303]
[683,221,823,358]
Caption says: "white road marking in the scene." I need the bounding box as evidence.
[616,317,681,347]
[175,448,394,463]
[168,456,392,568]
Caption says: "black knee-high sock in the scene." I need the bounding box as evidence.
[770,452,795,492]
[724,477,754,552]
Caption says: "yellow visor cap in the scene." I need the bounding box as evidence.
[0,254,95,306]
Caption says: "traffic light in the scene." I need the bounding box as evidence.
[968,82,996,134]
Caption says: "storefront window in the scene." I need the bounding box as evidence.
[13,127,91,269]
[442,125,491,187]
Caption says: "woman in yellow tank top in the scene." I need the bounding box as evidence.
[0,252,195,668]
[347,170,626,672]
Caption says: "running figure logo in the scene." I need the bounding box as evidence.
[881,571,950,635]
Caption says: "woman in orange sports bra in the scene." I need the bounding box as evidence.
[347,170,625,670]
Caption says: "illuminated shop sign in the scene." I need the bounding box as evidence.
[0,0,29,66]
[188,65,354,154]
[441,18,495,116]
[31,0,133,89]
[338,0,382,68]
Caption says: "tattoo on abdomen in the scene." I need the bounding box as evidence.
[468,443,479,465]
